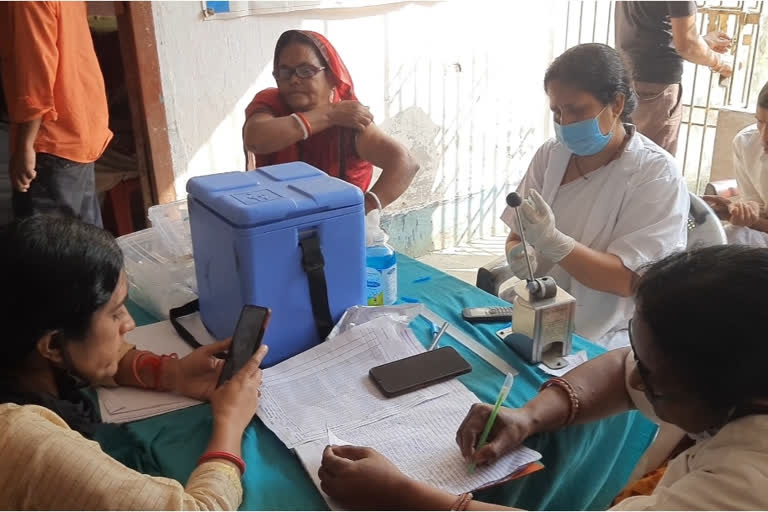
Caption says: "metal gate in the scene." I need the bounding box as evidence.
[560,1,765,192]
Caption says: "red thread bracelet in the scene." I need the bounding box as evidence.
[132,351,153,388]
[135,353,178,391]
[198,451,246,475]
[295,112,312,138]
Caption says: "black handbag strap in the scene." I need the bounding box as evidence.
[169,299,202,349]
[299,234,334,340]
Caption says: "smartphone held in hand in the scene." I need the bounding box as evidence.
[217,305,271,387]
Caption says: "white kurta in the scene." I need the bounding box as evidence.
[501,127,689,347]
[725,124,768,247]
[613,352,768,510]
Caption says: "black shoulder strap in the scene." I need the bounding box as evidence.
[299,234,334,340]
[169,299,202,349]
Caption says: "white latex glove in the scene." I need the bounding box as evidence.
[506,242,538,279]
[520,189,576,263]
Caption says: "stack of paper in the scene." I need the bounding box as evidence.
[99,386,200,423]
[97,309,543,505]
[97,316,213,423]
[257,317,542,507]
[258,319,457,447]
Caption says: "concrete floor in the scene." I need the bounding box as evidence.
[417,235,506,285]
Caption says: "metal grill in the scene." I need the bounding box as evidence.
[560,1,765,193]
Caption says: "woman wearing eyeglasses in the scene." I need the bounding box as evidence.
[243,30,418,213]
[318,245,768,510]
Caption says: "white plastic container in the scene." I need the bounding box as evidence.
[117,227,197,319]
[147,199,193,258]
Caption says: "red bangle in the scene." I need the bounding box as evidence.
[135,352,178,391]
[132,351,153,388]
[295,112,312,137]
[198,451,246,475]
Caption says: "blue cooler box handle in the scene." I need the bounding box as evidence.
[299,234,334,340]
[169,235,334,350]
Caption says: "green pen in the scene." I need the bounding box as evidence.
[468,372,514,474]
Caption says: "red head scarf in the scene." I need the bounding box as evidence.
[244,30,372,191]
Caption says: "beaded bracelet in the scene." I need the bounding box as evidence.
[449,492,474,511]
[540,377,580,426]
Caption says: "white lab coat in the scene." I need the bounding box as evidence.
[613,351,768,510]
[502,127,689,347]
[724,124,768,247]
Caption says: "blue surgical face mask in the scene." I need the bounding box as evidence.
[554,105,616,156]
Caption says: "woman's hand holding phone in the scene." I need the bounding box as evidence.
[160,339,231,400]
[205,344,270,459]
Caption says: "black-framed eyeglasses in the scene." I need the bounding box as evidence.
[629,320,698,404]
[628,319,665,401]
[273,64,326,81]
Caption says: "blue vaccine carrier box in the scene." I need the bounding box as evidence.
[186,162,366,367]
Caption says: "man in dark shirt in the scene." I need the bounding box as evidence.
[616,1,732,155]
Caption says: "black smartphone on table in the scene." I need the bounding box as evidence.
[217,305,271,387]
[369,346,472,398]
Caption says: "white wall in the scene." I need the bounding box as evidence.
[152,0,559,255]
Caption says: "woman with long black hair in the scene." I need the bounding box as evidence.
[0,214,266,510]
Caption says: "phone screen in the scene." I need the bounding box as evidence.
[217,305,270,387]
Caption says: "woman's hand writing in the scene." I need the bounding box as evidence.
[456,404,534,466]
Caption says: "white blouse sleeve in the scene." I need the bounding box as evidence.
[732,131,763,207]
[611,451,768,510]
[606,156,689,272]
